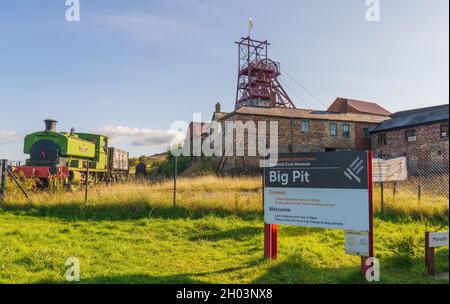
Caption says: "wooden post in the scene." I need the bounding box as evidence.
[393,181,397,204]
[0,159,7,203]
[418,185,422,205]
[173,156,177,208]
[380,181,384,217]
[425,232,436,276]
[379,151,384,217]
[85,160,89,204]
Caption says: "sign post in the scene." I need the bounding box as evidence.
[263,151,374,275]
[425,231,449,275]
[263,168,277,260]
[361,151,374,275]
[264,223,277,260]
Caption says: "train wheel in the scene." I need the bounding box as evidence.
[68,182,80,192]
[38,178,49,189]
[68,170,81,192]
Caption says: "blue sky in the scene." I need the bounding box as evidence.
[0,0,448,160]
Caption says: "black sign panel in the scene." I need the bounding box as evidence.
[264,151,369,190]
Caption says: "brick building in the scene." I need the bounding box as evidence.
[370,104,449,176]
[211,97,390,172]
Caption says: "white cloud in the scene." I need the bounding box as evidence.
[99,125,184,147]
[0,130,20,145]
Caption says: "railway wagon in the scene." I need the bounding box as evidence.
[13,119,129,187]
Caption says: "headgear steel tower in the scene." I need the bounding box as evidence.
[235,36,296,109]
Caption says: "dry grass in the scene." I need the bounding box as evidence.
[4,175,448,220]
[5,175,263,213]
[373,176,449,220]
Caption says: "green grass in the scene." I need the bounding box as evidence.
[1,175,448,284]
[0,204,448,284]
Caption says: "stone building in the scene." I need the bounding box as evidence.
[211,98,390,172]
[370,104,449,176]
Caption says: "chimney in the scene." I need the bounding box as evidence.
[215,102,221,113]
[44,119,57,132]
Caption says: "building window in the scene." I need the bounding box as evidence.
[330,123,338,136]
[377,134,387,146]
[363,127,370,139]
[301,120,310,133]
[342,124,350,137]
[405,129,417,142]
[441,123,449,139]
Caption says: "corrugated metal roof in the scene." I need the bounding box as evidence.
[371,104,449,133]
[222,106,389,124]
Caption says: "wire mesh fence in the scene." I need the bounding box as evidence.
[371,149,449,219]
[1,151,448,220]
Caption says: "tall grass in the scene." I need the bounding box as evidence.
[3,175,448,221]
[373,176,449,221]
[4,176,263,213]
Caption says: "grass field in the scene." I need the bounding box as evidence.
[0,176,448,284]
[5,175,449,220]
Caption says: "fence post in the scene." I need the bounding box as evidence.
[379,151,384,217]
[393,181,397,204]
[380,181,385,217]
[425,231,436,275]
[0,159,7,203]
[418,184,422,205]
[85,160,89,204]
[173,156,177,208]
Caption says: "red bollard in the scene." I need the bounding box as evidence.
[264,223,278,260]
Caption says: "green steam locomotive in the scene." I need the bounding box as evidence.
[13,119,129,187]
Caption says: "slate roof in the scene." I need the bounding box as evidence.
[221,106,389,124]
[370,104,449,133]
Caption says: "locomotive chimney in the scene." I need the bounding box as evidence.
[44,119,57,132]
[215,102,221,113]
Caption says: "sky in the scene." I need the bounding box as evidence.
[0,0,448,160]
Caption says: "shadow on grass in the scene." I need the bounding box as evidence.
[253,250,449,284]
[34,260,266,284]
[252,254,367,284]
[37,273,206,284]
[189,226,262,242]
[0,201,263,222]
[31,251,449,284]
